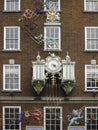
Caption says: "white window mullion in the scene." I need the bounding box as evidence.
[4,26,20,51]
[14,0,16,11]
[84,0,98,12]
[4,0,6,11]
[44,26,61,51]
[85,64,98,91]
[85,27,87,50]
[44,106,62,130]
[4,0,20,12]
[18,65,21,90]
[3,65,6,90]
[85,27,98,51]
[3,64,20,91]
[85,107,98,130]
[59,26,61,49]
[44,0,60,11]
[3,106,21,130]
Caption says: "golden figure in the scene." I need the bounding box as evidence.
[46,10,60,22]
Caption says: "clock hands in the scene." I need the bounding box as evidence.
[52,64,57,68]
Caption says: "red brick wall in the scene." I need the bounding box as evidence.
[0,0,98,98]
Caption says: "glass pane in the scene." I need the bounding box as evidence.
[45,107,61,130]
[86,107,98,130]
[6,0,19,11]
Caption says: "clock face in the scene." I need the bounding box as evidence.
[45,56,62,74]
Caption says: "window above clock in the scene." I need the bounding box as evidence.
[44,26,61,51]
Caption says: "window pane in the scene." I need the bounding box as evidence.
[85,65,98,91]
[3,107,21,130]
[44,27,60,50]
[85,0,98,11]
[45,0,60,11]
[86,107,98,130]
[85,27,98,50]
[44,107,62,130]
[4,27,20,50]
[5,0,20,11]
[4,65,20,91]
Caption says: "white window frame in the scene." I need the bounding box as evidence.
[85,27,98,51]
[4,26,20,51]
[3,64,21,91]
[3,106,21,130]
[44,0,60,11]
[84,0,98,12]
[44,106,62,130]
[85,107,98,130]
[4,0,21,12]
[85,64,98,92]
[44,26,61,51]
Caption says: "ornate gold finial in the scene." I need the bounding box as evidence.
[51,53,55,57]
[66,51,71,63]
[36,52,41,62]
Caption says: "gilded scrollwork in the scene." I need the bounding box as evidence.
[46,10,60,22]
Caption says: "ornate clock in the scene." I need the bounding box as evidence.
[45,53,62,74]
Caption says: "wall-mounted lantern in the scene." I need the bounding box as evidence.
[32,53,45,95]
[90,58,97,97]
[61,52,76,95]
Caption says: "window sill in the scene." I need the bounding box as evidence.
[44,22,61,26]
[83,11,98,13]
[2,49,22,52]
[84,90,98,92]
[44,49,62,52]
[44,10,61,12]
[2,90,22,92]
[84,50,98,52]
[3,10,22,13]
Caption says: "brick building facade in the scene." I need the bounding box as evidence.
[0,0,98,130]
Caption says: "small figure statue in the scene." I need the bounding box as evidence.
[67,109,83,126]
